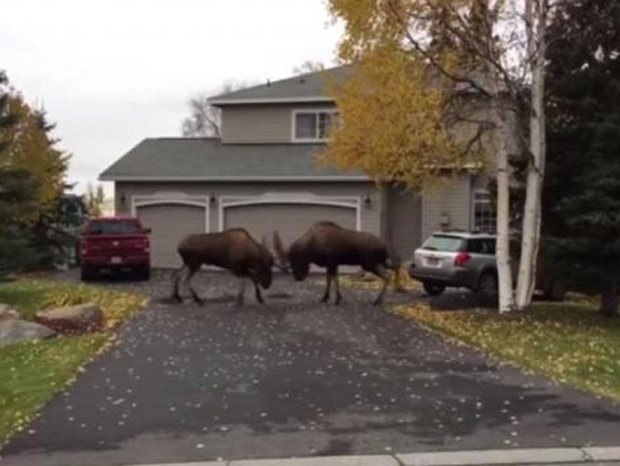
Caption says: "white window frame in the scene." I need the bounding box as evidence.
[291,109,340,143]
[472,190,496,233]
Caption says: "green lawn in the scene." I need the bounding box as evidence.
[394,296,620,401]
[0,279,146,445]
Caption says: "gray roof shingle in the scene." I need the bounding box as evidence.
[208,66,352,105]
[99,138,366,181]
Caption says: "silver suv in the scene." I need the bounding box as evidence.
[409,231,500,297]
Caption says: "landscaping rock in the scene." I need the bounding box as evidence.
[0,303,19,321]
[0,319,56,347]
[35,303,104,334]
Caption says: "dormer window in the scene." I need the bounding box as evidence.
[293,110,340,142]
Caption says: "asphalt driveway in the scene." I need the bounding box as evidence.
[2,270,620,466]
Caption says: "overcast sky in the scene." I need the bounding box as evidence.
[1,0,342,195]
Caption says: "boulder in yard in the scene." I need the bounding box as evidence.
[0,303,19,321]
[35,303,104,334]
[0,319,56,347]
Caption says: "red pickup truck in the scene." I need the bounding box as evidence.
[79,217,151,281]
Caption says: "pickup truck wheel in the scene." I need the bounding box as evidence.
[477,272,498,296]
[81,267,95,282]
[423,282,446,296]
[135,266,150,281]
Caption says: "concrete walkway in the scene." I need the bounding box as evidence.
[33,447,620,466]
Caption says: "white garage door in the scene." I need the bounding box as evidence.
[224,202,357,247]
[137,203,206,268]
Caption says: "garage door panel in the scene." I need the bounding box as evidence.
[137,204,206,268]
[224,203,356,246]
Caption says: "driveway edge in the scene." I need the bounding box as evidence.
[129,446,620,466]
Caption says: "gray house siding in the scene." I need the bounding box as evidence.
[101,64,509,270]
[221,103,337,144]
[421,175,473,241]
[116,176,481,267]
[115,181,381,237]
[471,173,491,191]
[386,187,422,262]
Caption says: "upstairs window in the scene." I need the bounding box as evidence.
[293,110,340,142]
[473,191,497,233]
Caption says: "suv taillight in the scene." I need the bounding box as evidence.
[454,252,471,267]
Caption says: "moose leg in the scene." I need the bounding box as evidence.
[172,265,188,302]
[236,278,247,306]
[253,279,265,304]
[370,264,391,306]
[333,267,343,305]
[186,265,203,305]
[321,270,332,303]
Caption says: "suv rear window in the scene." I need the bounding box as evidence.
[466,238,496,255]
[421,235,465,252]
[86,220,141,235]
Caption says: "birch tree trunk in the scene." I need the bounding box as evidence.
[516,0,547,309]
[495,117,516,313]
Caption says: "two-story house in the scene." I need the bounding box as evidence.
[99,66,495,268]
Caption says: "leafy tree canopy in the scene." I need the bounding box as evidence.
[321,0,502,191]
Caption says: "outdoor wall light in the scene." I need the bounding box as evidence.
[209,193,217,205]
[363,193,372,207]
[439,213,450,227]
[120,192,127,206]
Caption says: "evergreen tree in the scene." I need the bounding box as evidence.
[0,72,71,273]
[0,72,38,274]
[545,0,620,316]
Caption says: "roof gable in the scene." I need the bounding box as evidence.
[209,66,352,106]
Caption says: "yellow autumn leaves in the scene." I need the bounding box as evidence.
[321,0,489,192]
[339,267,422,291]
[394,300,620,401]
[0,280,146,445]
[320,47,475,191]
[3,279,146,329]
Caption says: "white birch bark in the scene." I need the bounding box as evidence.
[495,114,516,313]
[487,70,515,312]
[515,0,547,309]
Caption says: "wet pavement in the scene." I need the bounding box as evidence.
[2,270,620,466]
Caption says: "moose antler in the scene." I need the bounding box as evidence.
[272,231,290,272]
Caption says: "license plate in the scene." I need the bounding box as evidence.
[425,257,441,268]
[110,256,122,264]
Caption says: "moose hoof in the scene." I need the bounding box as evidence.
[169,295,182,304]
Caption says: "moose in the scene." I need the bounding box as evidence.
[273,221,397,305]
[172,228,274,305]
